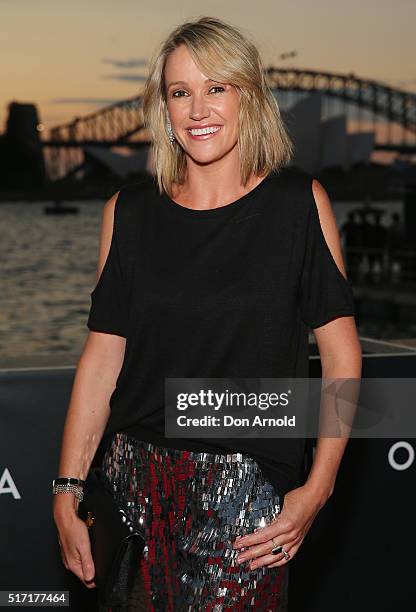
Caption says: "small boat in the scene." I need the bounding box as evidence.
[44,200,79,215]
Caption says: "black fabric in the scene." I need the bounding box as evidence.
[298,186,356,328]
[86,166,356,500]
[87,188,139,338]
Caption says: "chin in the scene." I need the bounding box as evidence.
[185,145,235,166]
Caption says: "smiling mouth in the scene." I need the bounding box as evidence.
[186,126,222,140]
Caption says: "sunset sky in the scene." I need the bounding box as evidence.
[1,0,415,131]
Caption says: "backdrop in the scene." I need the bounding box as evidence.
[0,353,415,611]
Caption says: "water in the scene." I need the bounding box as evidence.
[0,198,409,367]
[1,200,104,363]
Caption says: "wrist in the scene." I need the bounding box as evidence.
[52,492,79,519]
[52,479,84,502]
[302,480,334,509]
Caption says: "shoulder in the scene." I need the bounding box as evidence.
[268,167,340,244]
[265,165,316,223]
[102,189,119,218]
[105,174,158,230]
[296,175,346,274]
[100,191,119,249]
[310,177,338,233]
[116,174,157,210]
[272,166,334,220]
[267,165,314,200]
[119,173,157,201]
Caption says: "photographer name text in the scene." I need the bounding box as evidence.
[176,415,296,428]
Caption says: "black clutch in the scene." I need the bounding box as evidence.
[77,466,146,607]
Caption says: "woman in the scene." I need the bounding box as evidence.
[53,16,362,611]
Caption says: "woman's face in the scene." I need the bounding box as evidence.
[164,44,240,165]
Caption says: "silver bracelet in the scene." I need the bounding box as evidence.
[52,483,84,502]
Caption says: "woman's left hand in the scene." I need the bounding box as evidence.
[232,484,326,569]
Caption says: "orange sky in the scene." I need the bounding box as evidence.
[1,0,415,132]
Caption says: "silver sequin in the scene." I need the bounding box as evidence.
[100,432,288,611]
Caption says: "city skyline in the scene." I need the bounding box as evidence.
[2,0,415,131]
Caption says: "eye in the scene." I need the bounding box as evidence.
[171,85,226,98]
[210,86,225,94]
[171,89,188,98]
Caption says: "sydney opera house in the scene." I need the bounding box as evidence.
[81,91,375,179]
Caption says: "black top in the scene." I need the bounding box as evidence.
[86,166,356,500]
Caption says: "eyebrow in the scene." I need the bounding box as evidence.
[167,78,223,89]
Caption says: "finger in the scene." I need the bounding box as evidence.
[236,538,285,565]
[239,534,300,568]
[68,559,96,589]
[249,547,293,570]
[268,557,289,568]
[252,541,300,570]
[250,552,290,569]
[267,543,300,568]
[61,552,69,570]
[67,559,86,583]
[79,547,95,583]
[65,545,88,581]
[233,516,292,550]
[57,539,69,569]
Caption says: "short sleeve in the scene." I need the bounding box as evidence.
[86,192,127,337]
[298,181,356,329]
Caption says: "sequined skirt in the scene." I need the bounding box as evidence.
[98,432,288,612]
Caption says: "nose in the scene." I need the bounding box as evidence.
[189,92,210,121]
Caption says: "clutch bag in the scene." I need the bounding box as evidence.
[77,466,146,607]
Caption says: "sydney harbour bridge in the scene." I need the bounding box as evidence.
[41,67,416,180]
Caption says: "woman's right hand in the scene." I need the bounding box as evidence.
[53,497,96,589]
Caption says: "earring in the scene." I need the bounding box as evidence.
[166,118,176,144]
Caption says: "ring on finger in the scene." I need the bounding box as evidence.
[271,537,290,560]
[271,537,283,555]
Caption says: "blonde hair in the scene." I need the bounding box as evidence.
[142,16,294,197]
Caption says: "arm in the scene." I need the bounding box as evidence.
[302,179,362,508]
[232,179,362,570]
[53,191,126,521]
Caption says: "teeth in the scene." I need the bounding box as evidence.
[189,126,221,136]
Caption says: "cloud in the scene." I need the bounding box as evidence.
[99,58,148,82]
[100,74,148,82]
[49,97,122,105]
[101,58,148,69]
